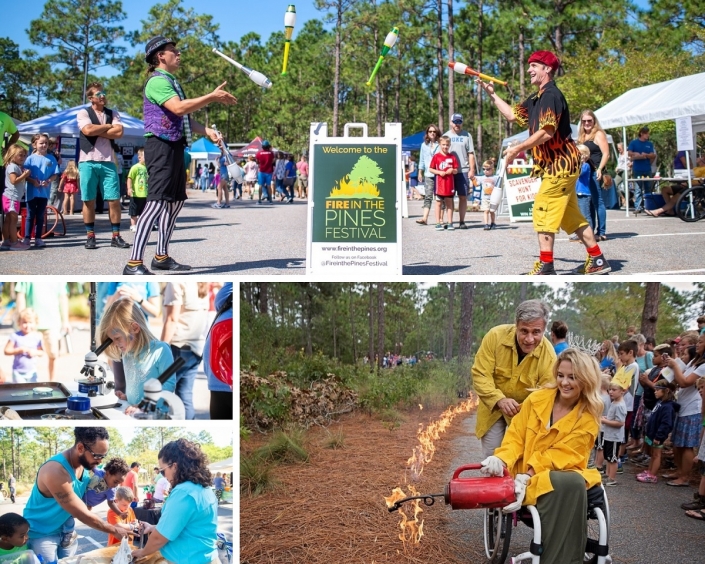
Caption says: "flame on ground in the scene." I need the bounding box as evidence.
[386,485,424,546]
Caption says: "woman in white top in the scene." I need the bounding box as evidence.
[664,332,705,486]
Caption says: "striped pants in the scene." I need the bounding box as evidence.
[129,200,184,261]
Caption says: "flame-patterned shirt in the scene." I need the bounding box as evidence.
[512,81,580,178]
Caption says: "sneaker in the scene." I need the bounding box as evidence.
[490,223,497,230]
[617,463,623,474]
[85,237,97,250]
[22,237,31,246]
[446,223,455,231]
[603,479,618,487]
[34,239,46,248]
[484,224,491,231]
[129,225,137,232]
[435,223,443,231]
[527,260,557,275]
[211,203,223,208]
[111,235,131,249]
[222,204,230,208]
[569,234,580,242]
[8,241,31,251]
[572,254,611,275]
[598,466,606,475]
[458,222,468,229]
[636,472,657,483]
[60,530,77,548]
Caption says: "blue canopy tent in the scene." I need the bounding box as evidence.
[190,137,222,160]
[402,131,425,152]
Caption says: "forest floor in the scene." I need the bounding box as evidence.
[240,401,705,564]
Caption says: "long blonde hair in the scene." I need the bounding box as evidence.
[544,348,604,422]
[98,298,157,361]
[64,160,79,180]
[4,144,27,167]
[577,110,607,144]
[599,339,617,362]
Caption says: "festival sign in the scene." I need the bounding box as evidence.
[307,122,402,275]
[502,161,540,222]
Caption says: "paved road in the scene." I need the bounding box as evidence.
[0,319,212,419]
[445,412,704,563]
[2,192,704,275]
[0,494,233,561]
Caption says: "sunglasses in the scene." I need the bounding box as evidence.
[158,462,174,475]
[581,119,593,124]
[428,130,439,134]
[452,121,463,125]
[92,91,106,98]
[83,444,108,460]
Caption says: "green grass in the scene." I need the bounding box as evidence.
[322,428,346,449]
[254,429,309,464]
[240,455,279,496]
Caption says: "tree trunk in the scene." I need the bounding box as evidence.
[446,283,455,360]
[258,283,268,315]
[349,286,358,363]
[377,283,385,368]
[447,0,455,120]
[368,283,375,363]
[304,287,313,356]
[10,428,15,478]
[435,0,445,131]
[520,282,527,303]
[554,25,563,56]
[475,0,483,161]
[640,283,661,341]
[458,282,475,361]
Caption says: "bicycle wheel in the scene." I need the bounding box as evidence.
[483,507,512,563]
[675,186,705,222]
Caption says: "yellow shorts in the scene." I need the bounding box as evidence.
[532,174,588,234]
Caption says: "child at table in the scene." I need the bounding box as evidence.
[4,308,43,383]
[0,513,32,557]
[107,487,139,546]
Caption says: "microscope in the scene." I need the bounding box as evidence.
[134,357,186,420]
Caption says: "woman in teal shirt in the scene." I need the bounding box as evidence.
[132,439,219,564]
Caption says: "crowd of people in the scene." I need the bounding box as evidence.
[472,300,705,564]
[0,281,233,420]
[0,428,224,564]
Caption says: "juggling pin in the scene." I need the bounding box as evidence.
[281,4,297,75]
[366,27,399,87]
[448,61,507,86]
[212,48,273,89]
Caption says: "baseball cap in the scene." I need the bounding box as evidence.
[451,113,463,124]
[145,36,177,62]
[262,140,271,148]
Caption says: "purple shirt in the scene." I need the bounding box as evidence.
[9,331,42,374]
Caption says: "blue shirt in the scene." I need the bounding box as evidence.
[575,162,592,196]
[553,341,569,354]
[96,282,161,321]
[24,153,59,200]
[157,481,219,564]
[83,467,116,507]
[627,139,655,174]
[122,340,175,405]
[219,155,228,177]
[205,283,232,393]
[25,453,90,537]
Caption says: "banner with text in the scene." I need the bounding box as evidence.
[307,123,402,275]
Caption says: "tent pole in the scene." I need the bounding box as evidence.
[685,151,694,219]
[623,126,629,217]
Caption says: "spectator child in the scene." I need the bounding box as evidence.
[127,149,148,231]
[429,135,459,231]
[4,309,43,382]
[598,339,617,375]
[571,144,594,241]
[61,457,130,547]
[595,374,612,473]
[637,380,678,483]
[23,133,59,247]
[283,155,296,203]
[601,381,627,486]
[106,486,138,546]
[683,378,705,516]
[0,513,30,556]
[2,144,30,250]
[477,159,501,230]
[614,340,640,462]
[98,298,176,415]
[58,160,80,216]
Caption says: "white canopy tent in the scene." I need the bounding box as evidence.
[594,72,705,215]
[208,457,233,474]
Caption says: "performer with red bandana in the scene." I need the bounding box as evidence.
[477,51,611,275]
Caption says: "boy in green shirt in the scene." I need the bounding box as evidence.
[0,513,30,556]
[127,148,148,231]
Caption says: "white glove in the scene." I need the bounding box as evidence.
[503,473,531,513]
[480,456,505,477]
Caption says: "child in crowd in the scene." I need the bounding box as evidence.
[476,159,501,231]
[127,149,148,231]
[23,133,59,248]
[637,379,678,483]
[58,160,80,216]
[2,144,31,251]
[98,298,176,416]
[601,381,627,486]
[0,513,31,557]
[283,154,296,203]
[244,155,258,199]
[213,175,231,209]
[4,309,43,383]
[571,144,594,241]
[106,486,139,546]
[614,340,640,464]
[595,374,612,473]
[429,135,459,231]
[61,457,130,547]
[598,339,617,375]
[683,378,705,516]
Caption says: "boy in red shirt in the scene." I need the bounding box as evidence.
[429,135,459,230]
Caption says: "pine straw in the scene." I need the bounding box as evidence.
[240,406,478,563]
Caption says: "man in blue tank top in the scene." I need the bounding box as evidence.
[24,427,126,562]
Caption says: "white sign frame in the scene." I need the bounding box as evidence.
[676,116,694,151]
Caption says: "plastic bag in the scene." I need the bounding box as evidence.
[110,537,132,564]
